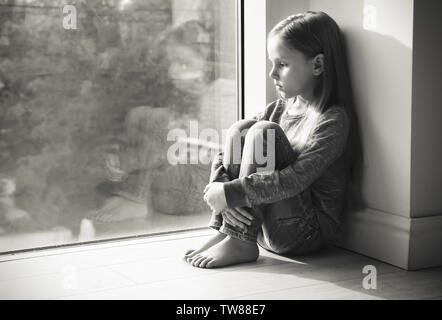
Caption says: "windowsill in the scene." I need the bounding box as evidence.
[0,228,213,263]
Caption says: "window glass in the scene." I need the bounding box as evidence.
[0,0,238,252]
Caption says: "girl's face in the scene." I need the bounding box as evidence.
[267,36,317,101]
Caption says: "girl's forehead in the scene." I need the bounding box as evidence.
[267,36,299,59]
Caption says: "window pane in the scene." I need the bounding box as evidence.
[0,0,238,252]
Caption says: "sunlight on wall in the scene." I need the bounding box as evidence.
[362,4,377,31]
[363,0,413,48]
[244,0,267,119]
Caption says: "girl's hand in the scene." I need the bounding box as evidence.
[221,207,254,230]
[203,182,227,215]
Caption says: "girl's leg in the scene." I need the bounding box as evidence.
[206,119,258,231]
[217,120,300,243]
[189,121,292,267]
[237,122,324,255]
[258,194,324,256]
[191,121,323,268]
[184,119,257,262]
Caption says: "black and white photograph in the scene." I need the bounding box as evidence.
[0,0,441,305]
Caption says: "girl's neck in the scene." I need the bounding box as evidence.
[286,95,309,115]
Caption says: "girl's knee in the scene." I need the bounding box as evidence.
[226,119,256,139]
[251,121,282,133]
[246,121,282,141]
[250,120,279,130]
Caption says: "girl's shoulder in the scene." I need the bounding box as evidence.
[323,105,349,123]
[314,105,350,135]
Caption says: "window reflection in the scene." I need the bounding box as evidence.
[0,0,237,251]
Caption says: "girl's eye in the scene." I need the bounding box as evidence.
[279,63,287,68]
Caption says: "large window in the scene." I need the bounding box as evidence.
[0,0,240,252]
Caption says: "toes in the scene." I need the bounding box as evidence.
[197,256,209,268]
[189,254,201,266]
[184,249,195,262]
[205,259,216,268]
[200,258,213,269]
[185,251,199,263]
[191,255,204,268]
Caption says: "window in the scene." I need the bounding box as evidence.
[0,0,240,252]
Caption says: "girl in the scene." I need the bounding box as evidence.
[184,11,361,268]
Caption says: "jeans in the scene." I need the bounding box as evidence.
[209,119,324,256]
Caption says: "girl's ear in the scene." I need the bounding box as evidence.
[311,53,325,76]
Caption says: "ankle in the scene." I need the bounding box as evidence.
[227,236,257,247]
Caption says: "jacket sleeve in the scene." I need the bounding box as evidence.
[223,107,350,208]
[208,151,230,183]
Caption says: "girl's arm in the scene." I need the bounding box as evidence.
[223,107,350,208]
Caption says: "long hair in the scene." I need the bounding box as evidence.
[269,11,364,209]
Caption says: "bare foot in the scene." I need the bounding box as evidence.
[189,236,259,268]
[184,232,227,263]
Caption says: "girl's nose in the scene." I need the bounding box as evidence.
[269,66,278,80]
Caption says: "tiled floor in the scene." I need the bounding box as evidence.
[1,229,442,300]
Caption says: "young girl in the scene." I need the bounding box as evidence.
[184,11,360,268]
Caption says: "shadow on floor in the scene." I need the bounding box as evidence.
[212,245,442,300]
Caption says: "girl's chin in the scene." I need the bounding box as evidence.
[278,91,295,100]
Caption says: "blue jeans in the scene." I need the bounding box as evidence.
[209,120,324,256]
